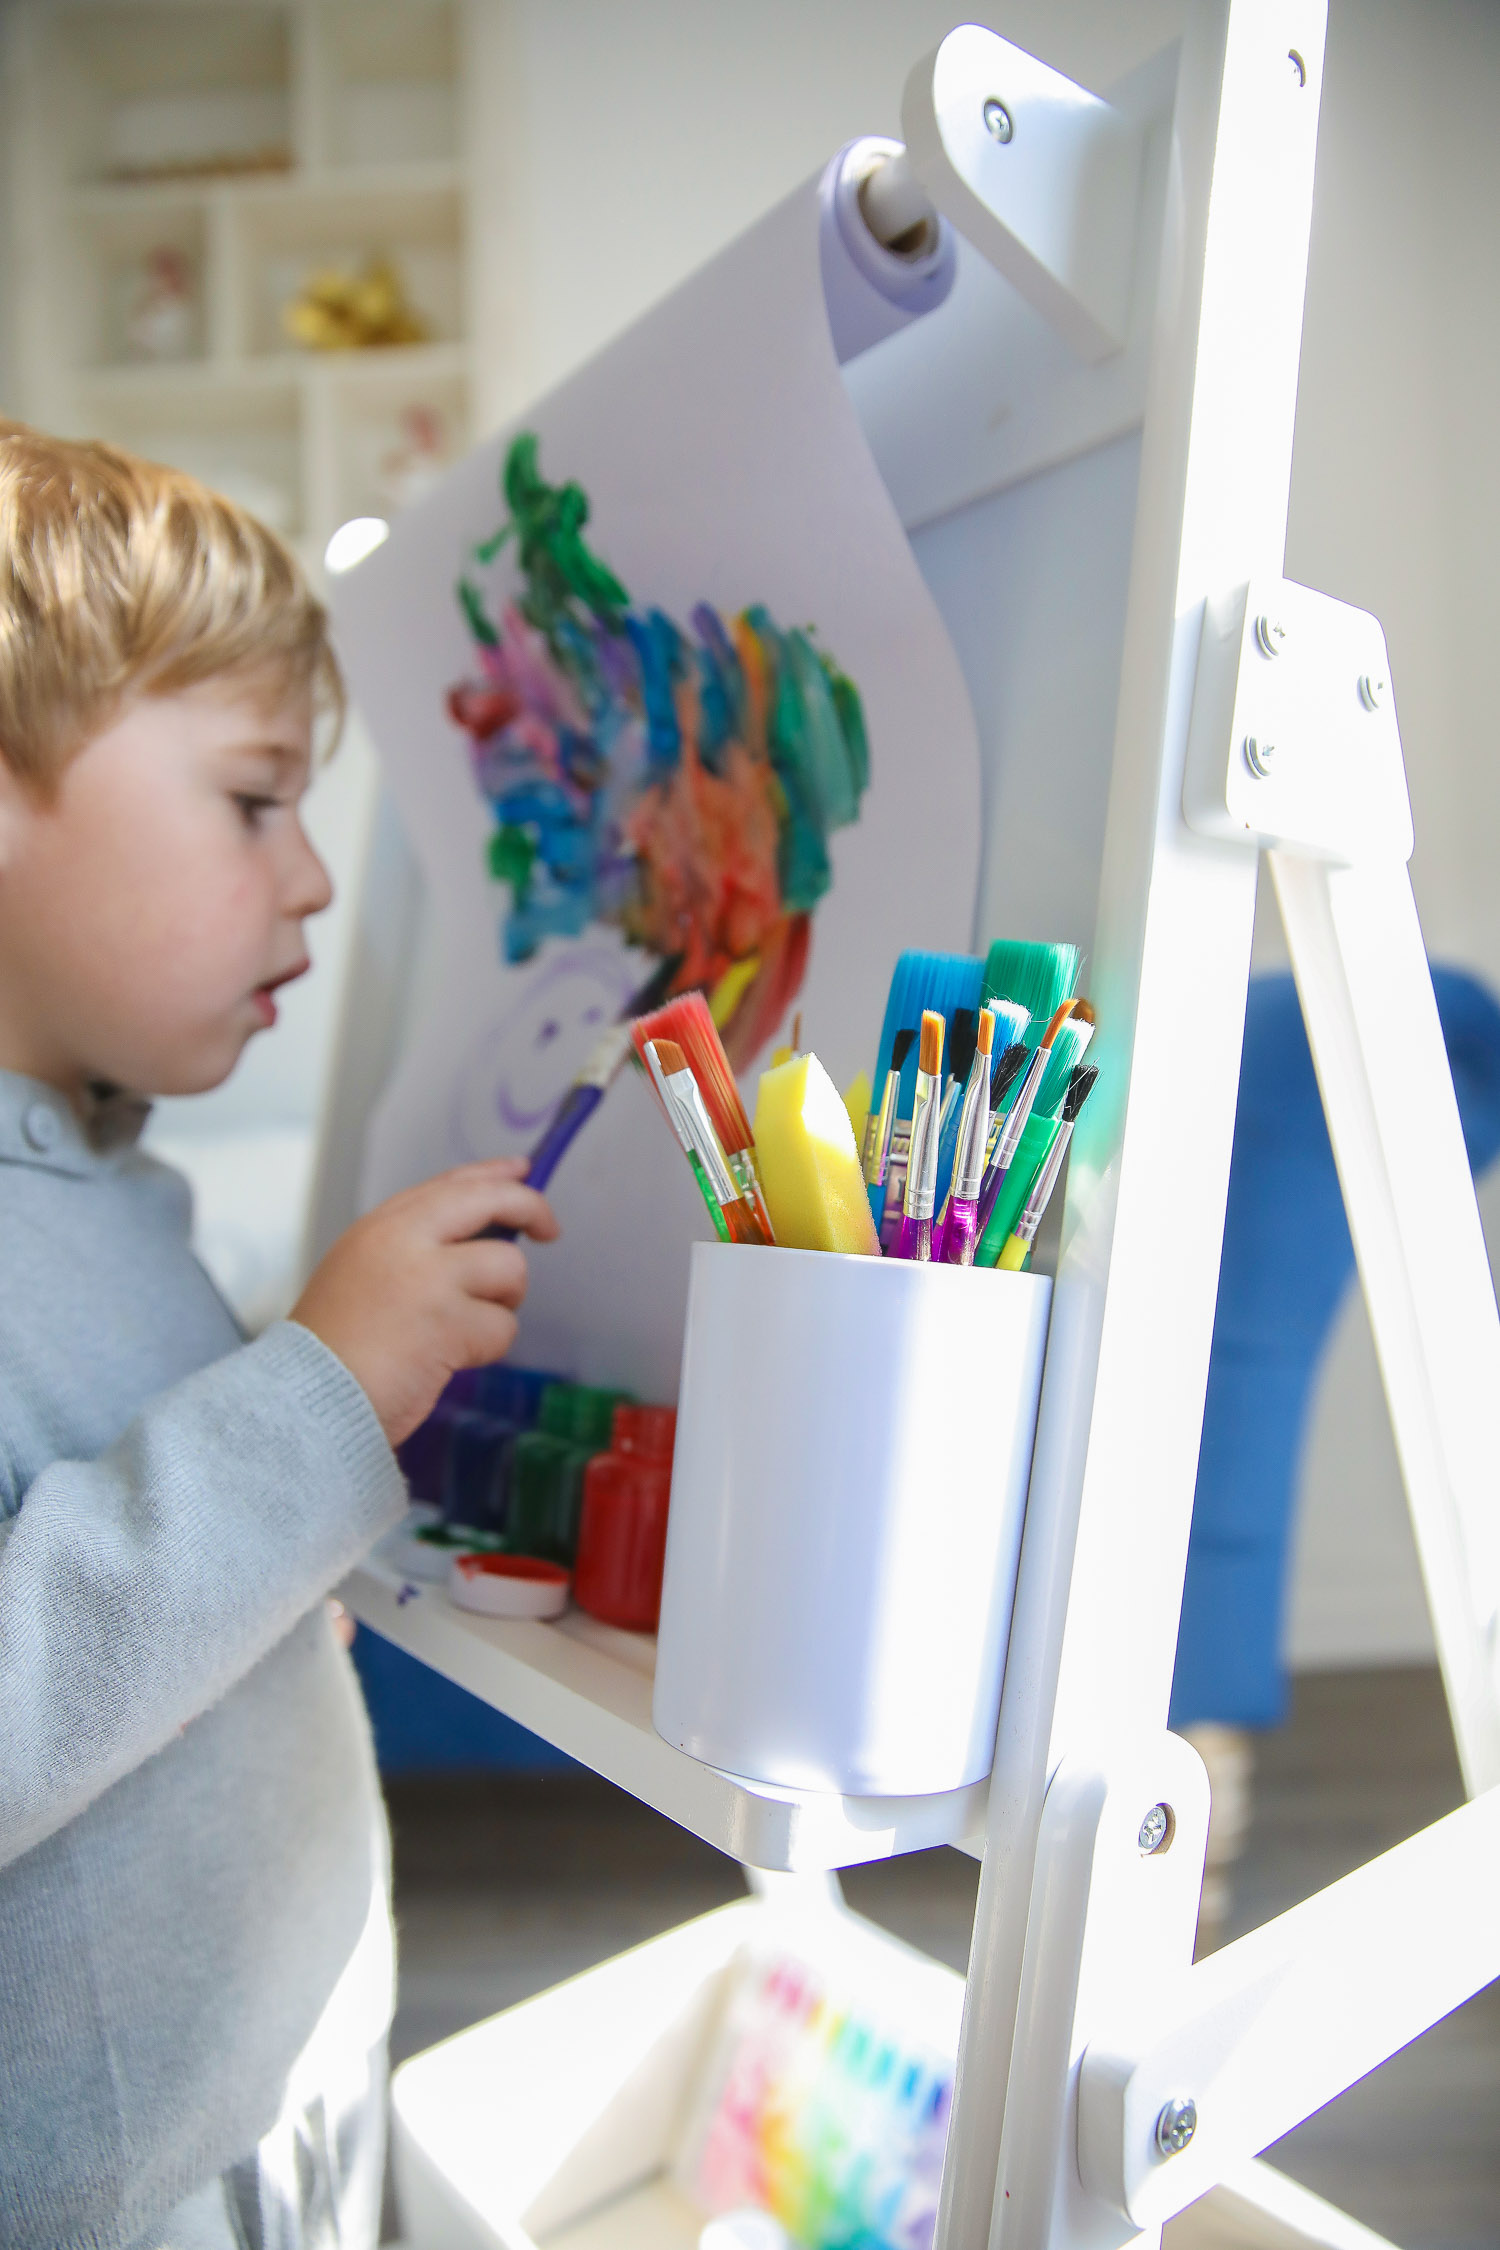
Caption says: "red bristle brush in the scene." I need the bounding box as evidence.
[631,991,775,1244]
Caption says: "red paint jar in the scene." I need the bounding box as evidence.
[573,1403,677,1631]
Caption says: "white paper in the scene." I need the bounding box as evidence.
[332,170,981,1397]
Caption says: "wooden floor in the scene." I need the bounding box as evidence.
[385,1666,1500,2250]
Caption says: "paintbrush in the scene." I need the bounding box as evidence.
[892,1010,945,1262]
[863,1024,914,1192]
[867,951,985,1234]
[631,990,775,1244]
[1033,1000,1096,1117]
[482,953,683,1240]
[643,1038,733,1243]
[996,1064,1099,1270]
[647,1038,768,1245]
[972,1001,1083,1240]
[937,1004,997,1266]
[981,939,1081,1039]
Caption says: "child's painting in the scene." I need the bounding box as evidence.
[333,167,982,1394]
[449,433,869,1069]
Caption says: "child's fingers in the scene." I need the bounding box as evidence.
[414,1165,558,1244]
[451,1300,520,1369]
[452,1238,532,1310]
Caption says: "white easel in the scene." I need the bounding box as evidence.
[333,7,1500,2245]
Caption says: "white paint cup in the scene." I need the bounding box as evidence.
[653,1243,1051,1795]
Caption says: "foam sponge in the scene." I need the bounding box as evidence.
[753,1053,881,1256]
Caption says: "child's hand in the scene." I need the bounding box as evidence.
[291,1160,560,1446]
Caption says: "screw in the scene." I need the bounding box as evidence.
[1254,613,1287,658]
[983,98,1014,144]
[1138,1803,1173,1854]
[1155,2096,1198,2157]
[1243,735,1275,779]
[1358,672,1388,711]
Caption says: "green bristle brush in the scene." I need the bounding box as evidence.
[981,939,1082,1047]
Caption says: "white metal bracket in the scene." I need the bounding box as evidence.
[900,24,1143,363]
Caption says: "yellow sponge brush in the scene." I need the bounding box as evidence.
[753,1052,881,1256]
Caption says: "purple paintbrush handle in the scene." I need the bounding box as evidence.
[940,1199,979,1266]
[482,1081,602,1240]
[974,1158,1010,1241]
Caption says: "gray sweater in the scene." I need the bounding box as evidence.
[0,1071,408,2250]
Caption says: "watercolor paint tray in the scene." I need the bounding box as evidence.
[388,1895,964,2250]
[342,1560,988,1872]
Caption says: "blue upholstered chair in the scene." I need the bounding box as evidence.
[1170,967,1500,1732]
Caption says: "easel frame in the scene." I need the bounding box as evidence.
[907,9,1500,2246]
[328,5,1500,2244]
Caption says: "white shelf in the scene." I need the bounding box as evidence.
[77,340,469,395]
[69,159,462,220]
[343,1559,988,1873]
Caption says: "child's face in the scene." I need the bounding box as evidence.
[0,681,332,1100]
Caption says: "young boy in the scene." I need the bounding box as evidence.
[0,421,558,2250]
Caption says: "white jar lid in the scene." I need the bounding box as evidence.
[448,1551,571,1620]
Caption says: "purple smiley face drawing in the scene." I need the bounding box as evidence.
[451,944,645,1161]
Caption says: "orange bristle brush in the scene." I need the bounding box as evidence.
[631,990,776,1243]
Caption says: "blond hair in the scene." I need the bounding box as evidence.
[0,419,342,790]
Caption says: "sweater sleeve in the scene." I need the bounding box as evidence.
[0,1319,406,1872]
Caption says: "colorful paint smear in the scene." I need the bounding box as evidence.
[676,1949,953,2250]
[447,435,870,1068]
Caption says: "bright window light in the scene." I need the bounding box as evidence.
[324,517,390,574]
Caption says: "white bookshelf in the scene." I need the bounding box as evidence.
[3,0,475,578]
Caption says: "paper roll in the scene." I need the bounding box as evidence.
[818,137,957,364]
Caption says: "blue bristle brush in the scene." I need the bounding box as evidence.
[866,951,985,1229]
[934,998,1028,1220]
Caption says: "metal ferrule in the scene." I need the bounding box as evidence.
[903,1067,941,1223]
[1013,1120,1074,1245]
[863,1066,901,1187]
[952,1053,993,1203]
[667,1072,739,1207]
[583,1021,637,1090]
[645,1043,696,1157]
[727,1146,777,1244]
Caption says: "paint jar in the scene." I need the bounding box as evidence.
[396,1364,560,1514]
[473,1363,562,1428]
[442,1409,519,1534]
[538,1382,631,1447]
[395,1401,460,1508]
[653,1243,1051,1796]
[573,1403,678,1630]
[509,1383,633,1562]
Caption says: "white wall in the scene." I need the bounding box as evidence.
[474,0,1500,1672]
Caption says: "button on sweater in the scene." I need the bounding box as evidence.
[0,1072,408,2250]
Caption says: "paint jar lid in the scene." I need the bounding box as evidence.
[447,1551,571,1620]
[611,1402,676,1460]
